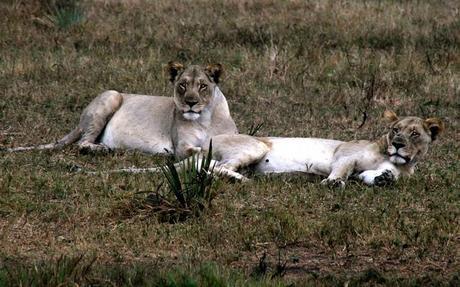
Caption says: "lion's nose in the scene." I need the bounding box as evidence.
[392,142,405,150]
[185,100,199,108]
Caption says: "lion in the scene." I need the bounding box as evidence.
[6,62,238,158]
[176,111,443,186]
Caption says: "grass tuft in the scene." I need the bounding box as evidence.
[154,142,216,222]
[0,255,96,287]
[248,122,264,136]
[42,0,85,29]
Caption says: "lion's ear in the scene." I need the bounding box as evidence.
[424,118,445,141]
[383,110,399,123]
[205,63,223,84]
[167,61,184,83]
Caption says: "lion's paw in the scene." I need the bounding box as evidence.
[373,170,395,187]
[321,178,345,189]
[359,169,395,186]
[187,146,202,155]
[78,142,111,154]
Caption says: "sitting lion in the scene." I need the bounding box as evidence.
[199,111,444,186]
[6,62,238,158]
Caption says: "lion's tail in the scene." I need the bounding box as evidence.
[4,127,82,152]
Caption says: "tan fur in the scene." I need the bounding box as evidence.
[256,137,273,149]
[323,112,444,186]
[208,134,271,171]
[383,110,399,122]
[7,63,238,157]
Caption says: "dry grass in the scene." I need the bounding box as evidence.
[1,0,459,285]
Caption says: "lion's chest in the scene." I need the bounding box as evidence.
[183,126,208,147]
[348,149,388,174]
[172,119,211,158]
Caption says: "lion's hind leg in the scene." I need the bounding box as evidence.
[97,157,248,181]
[169,156,247,181]
[211,135,271,172]
[77,90,123,151]
[5,90,123,153]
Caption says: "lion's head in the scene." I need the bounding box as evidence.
[167,62,223,121]
[383,110,444,165]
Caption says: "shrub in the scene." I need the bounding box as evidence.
[154,142,217,222]
[41,0,85,29]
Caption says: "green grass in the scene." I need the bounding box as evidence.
[0,0,459,285]
[1,256,458,286]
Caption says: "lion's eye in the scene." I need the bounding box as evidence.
[199,83,207,91]
[411,131,420,137]
[179,83,186,90]
[392,128,399,134]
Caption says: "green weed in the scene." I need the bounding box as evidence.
[42,0,85,29]
[155,142,216,222]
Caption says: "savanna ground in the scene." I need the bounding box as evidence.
[1,0,459,285]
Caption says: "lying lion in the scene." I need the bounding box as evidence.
[6,62,238,158]
[159,111,442,186]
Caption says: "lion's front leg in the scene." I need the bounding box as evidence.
[321,158,356,188]
[358,162,400,186]
[174,141,203,159]
[358,169,396,186]
[358,161,400,186]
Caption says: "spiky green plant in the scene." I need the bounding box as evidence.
[247,122,264,136]
[157,141,216,221]
[43,0,85,29]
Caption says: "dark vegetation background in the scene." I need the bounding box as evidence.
[0,0,459,285]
